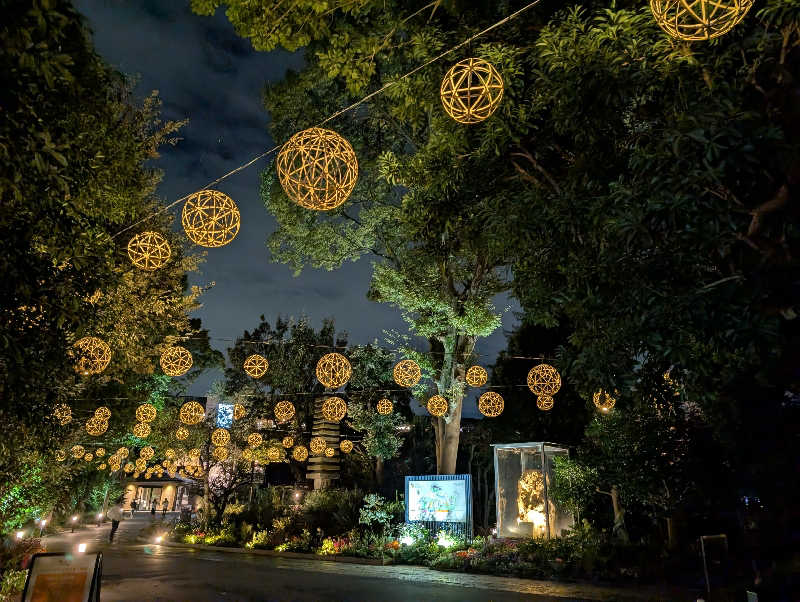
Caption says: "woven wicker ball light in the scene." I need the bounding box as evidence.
[527,363,562,396]
[650,0,753,41]
[440,58,504,124]
[309,436,327,455]
[267,447,282,462]
[85,416,108,436]
[393,359,421,387]
[117,446,129,458]
[84,453,93,462]
[181,189,240,247]
[324,447,335,458]
[96,448,106,457]
[132,422,151,438]
[161,346,193,377]
[136,403,157,423]
[316,353,352,389]
[376,398,393,415]
[282,436,294,449]
[233,403,246,420]
[175,426,189,440]
[55,449,67,462]
[292,445,309,462]
[179,401,205,425]
[478,391,504,418]
[273,400,295,423]
[94,406,111,420]
[537,395,554,411]
[124,462,134,473]
[212,446,229,461]
[465,365,488,387]
[241,448,254,462]
[164,448,176,460]
[53,403,72,425]
[243,354,269,378]
[593,389,617,412]
[139,446,154,460]
[211,428,230,447]
[73,336,112,375]
[188,448,201,459]
[71,445,85,458]
[277,127,359,211]
[247,433,263,448]
[427,395,449,417]
[339,439,353,454]
[127,231,171,270]
[322,397,347,422]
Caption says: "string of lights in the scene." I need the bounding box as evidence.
[111,0,545,239]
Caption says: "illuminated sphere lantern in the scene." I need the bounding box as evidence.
[536,395,554,411]
[116,446,130,458]
[322,397,347,422]
[132,422,151,438]
[282,436,294,449]
[247,433,263,448]
[465,365,488,387]
[593,389,617,412]
[211,428,230,447]
[339,439,353,454]
[527,363,562,397]
[477,391,504,418]
[376,398,393,415]
[179,401,205,425]
[393,359,421,387]
[277,127,359,211]
[650,0,753,41]
[440,58,504,124]
[136,403,157,423]
[135,457,147,470]
[53,403,72,425]
[292,445,309,462]
[324,447,335,458]
[212,446,229,461]
[315,353,352,389]
[95,448,105,457]
[73,336,112,375]
[164,448,176,460]
[233,403,246,420]
[175,426,189,440]
[94,406,111,420]
[124,462,134,473]
[70,445,85,459]
[85,416,108,436]
[181,189,240,247]
[188,448,201,460]
[84,452,93,462]
[309,436,327,455]
[273,400,295,424]
[427,395,448,417]
[139,446,154,460]
[241,448,254,462]
[243,354,269,379]
[127,231,171,270]
[98,463,107,470]
[160,346,193,377]
[55,449,67,462]
[267,447,282,462]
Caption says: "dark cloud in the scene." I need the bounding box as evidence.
[76,0,520,416]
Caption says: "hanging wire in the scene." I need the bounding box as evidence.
[111,0,544,239]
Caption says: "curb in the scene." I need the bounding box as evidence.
[149,539,386,566]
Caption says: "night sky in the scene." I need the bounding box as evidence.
[76,0,519,416]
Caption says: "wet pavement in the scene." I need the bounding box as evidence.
[40,514,678,601]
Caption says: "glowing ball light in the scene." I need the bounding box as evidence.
[440,58,504,124]
[322,397,347,422]
[243,354,268,378]
[181,189,240,248]
[160,346,193,377]
[127,231,171,270]
[315,353,352,389]
[376,398,393,415]
[477,391,504,418]
[393,360,421,387]
[273,400,295,424]
[427,395,448,417]
[465,365,488,387]
[72,337,111,375]
[179,401,205,425]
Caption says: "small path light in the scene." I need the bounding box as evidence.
[78,543,87,553]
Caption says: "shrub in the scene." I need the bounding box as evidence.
[274,529,313,553]
[1,569,27,599]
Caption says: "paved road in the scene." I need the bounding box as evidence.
[40,515,664,602]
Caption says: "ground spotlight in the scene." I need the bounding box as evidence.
[16,531,23,540]
[78,543,87,553]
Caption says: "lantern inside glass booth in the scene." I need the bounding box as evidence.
[491,442,572,539]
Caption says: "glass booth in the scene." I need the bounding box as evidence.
[492,442,572,539]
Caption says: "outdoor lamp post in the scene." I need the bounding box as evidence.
[16,531,23,540]
[39,519,46,536]
[97,512,103,526]
[71,515,77,533]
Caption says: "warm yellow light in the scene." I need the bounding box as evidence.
[136,403,157,423]
[273,400,295,424]
[376,398,393,415]
[181,189,240,247]
[322,397,347,422]
[527,364,561,397]
[247,433,263,448]
[440,58,503,124]
[127,231,171,270]
[324,447,335,458]
[212,445,229,461]
[536,395,554,411]
[94,406,111,420]
[71,445,85,459]
[315,353,352,389]
[427,395,448,417]
[292,445,309,462]
[211,428,230,447]
[53,403,72,425]
[393,360,421,387]
[175,426,190,440]
[139,446,154,460]
[179,401,205,425]
[233,403,246,420]
[465,365,488,387]
[161,346,193,377]
[132,422,151,438]
[243,354,269,378]
[282,436,294,448]
[309,437,327,455]
[72,337,112,375]
[85,416,108,436]
[267,447,281,462]
[339,439,353,454]
[477,391,504,417]
[650,0,753,41]
[277,127,358,211]
[593,389,617,411]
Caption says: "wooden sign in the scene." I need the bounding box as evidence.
[22,552,102,602]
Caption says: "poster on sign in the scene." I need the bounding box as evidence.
[407,478,467,522]
[23,552,101,602]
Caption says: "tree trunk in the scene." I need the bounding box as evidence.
[375,456,384,488]
[666,516,677,550]
[609,485,629,543]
